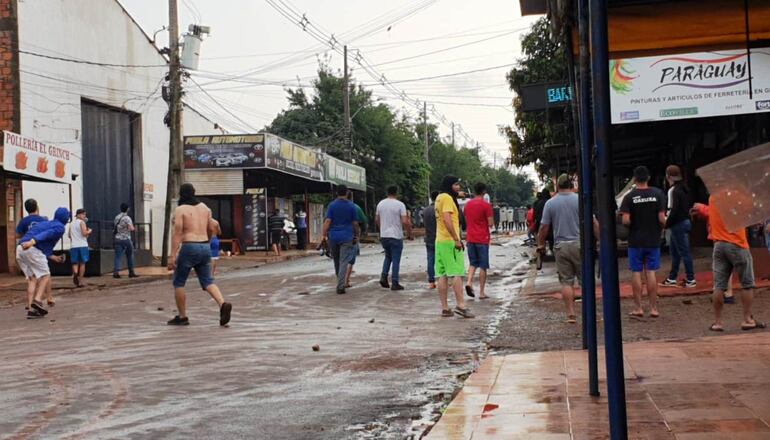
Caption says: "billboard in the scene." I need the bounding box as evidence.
[610,49,770,124]
[183,134,265,169]
[2,131,73,184]
[264,134,324,181]
[243,188,268,251]
[325,155,366,191]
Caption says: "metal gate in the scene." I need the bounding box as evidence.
[81,101,136,247]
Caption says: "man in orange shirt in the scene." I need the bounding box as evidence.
[692,195,764,331]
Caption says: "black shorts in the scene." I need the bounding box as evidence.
[270,230,282,246]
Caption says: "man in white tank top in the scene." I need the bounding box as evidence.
[69,208,92,288]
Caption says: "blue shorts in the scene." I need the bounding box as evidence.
[628,247,661,272]
[173,243,214,289]
[466,243,490,270]
[70,247,90,264]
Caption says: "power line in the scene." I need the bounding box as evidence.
[363,63,515,85]
[16,47,167,68]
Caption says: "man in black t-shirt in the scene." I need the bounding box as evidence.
[619,166,667,319]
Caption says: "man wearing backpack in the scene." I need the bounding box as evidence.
[113,203,138,278]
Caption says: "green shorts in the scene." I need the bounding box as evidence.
[435,240,466,277]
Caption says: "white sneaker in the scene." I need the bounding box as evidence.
[660,278,678,287]
[685,279,697,288]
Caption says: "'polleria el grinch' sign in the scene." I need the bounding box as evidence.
[2,131,73,184]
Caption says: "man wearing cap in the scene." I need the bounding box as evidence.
[538,174,582,323]
[69,208,92,288]
[620,166,667,318]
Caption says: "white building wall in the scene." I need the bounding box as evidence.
[16,0,217,255]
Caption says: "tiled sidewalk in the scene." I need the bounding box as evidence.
[425,333,770,440]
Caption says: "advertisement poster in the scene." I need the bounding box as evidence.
[264,134,324,180]
[183,134,265,169]
[325,155,366,191]
[2,131,73,184]
[243,188,268,251]
[609,49,770,124]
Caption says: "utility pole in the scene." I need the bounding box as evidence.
[343,45,351,161]
[423,101,429,203]
[451,122,455,148]
[161,0,183,267]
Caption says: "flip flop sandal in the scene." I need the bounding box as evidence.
[46,299,56,306]
[465,285,475,298]
[649,312,660,318]
[628,311,644,318]
[566,315,577,324]
[741,321,767,331]
[478,296,489,300]
[709,323,724,332]
[441,309,454,317]
[454,307,475,318]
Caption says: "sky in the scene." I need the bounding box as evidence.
[119,0,539,172]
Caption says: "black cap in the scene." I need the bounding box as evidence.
[76,208,87,215]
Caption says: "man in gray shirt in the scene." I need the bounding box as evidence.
[422,191,439,289]
[538,174,582,323]
[113,203,138,278]
[376,185,413,291]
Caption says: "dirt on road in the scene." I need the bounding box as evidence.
[0,239,526,440]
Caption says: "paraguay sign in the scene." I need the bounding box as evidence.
[183,134,265,169]
[2,131,73,184]
[264,134,324,181]
[324,155,366,191]
[610,49,770,124]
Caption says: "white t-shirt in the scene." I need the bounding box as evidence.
[376,198,407,239]
[70,218,89,248]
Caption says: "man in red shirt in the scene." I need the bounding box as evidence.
[464,182,494,299]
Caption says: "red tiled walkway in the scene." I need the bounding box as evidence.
[426,333,770,439]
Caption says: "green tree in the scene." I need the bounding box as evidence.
[267,67,429,208]
[502,17,571,178]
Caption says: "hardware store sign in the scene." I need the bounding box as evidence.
[609,49,770,124]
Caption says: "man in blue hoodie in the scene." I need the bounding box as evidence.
[17,207,69,319]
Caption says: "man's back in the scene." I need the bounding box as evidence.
[541,192,580,244]
[268,214,285,231]
[326,199,356,242]
[175,203,212,242]
[464,198,493,244]
[377,198,406,239]
[620,187,665,248]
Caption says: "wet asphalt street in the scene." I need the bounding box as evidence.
[0,238,529,440]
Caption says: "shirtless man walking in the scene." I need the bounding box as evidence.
[167,183,232,326]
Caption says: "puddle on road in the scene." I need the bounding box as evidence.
[342,238,532,440]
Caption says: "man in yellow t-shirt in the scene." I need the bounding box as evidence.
[434,175,473,318]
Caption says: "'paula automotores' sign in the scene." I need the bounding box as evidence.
[609,49,770,124]
[519,82,573,112]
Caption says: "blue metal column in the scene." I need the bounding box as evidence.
[589,0,628,438]
[578,0,599,398]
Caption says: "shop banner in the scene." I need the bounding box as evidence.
[610,49,770,124]
[324,155,366,191]
[264,134,324,181]
[243,188,268,251]
[183,134,265,169]
[2,131,73,184]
